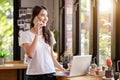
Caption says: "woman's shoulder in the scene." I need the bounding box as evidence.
[23,30,31,34]
[20,30,31,37]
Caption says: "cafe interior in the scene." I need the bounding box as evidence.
[0,0,120,80]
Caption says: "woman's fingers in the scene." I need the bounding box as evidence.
[63,69,70,73]
[38,21,44,27]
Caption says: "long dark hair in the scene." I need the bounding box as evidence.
[30,5,52,46]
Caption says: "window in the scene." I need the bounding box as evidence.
[58,0,73,62]
[80,0,91,55]
[65,0,73,56]
[0,1,13,61]
[59,0,115,66]
[98,0,113,66]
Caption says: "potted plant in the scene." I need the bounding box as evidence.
[0,50,7,64]
[105,59,113,78]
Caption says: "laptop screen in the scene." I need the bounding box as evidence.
[69,55,92,76]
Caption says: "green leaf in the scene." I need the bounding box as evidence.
[0,50,8,58]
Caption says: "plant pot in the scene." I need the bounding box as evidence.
[105,70,113,78]
[0,58,5,65]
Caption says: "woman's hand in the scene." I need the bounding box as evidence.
[62,68,70,74]
[34,21,44,35]
[62,64,71,73]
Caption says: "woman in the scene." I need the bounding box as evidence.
[19,5,68,80]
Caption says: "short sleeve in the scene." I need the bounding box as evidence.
[50,31,56,46]
[19,31,31,47]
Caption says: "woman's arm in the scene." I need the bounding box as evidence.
[23,34,39,58]
[23,21,42,58]
[51,46,69,72]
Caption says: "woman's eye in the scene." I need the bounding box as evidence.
[41,14,48,17]
[41,14,45,17]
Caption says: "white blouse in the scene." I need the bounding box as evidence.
[19,30,56,75]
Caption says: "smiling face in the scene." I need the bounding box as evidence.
[37,9,48,26]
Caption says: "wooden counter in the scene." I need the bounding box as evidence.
[55,70,110,80]
[0,64,27,70]
[0,61,27,80]
[57,75,103,80]
[0,61,113,80]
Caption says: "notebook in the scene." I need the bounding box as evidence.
[54,55,92,77]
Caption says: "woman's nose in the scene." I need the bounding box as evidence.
[44,16,48,20]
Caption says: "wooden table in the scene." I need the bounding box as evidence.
[0,64,27,70]
[57,75,103,80]
[55,70,110,80]
[0,61,27,80]
[0,61,113,80]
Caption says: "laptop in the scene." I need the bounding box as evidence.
[54,55,92,77]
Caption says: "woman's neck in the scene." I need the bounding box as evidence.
[31,27,43,35]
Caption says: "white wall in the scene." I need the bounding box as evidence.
[21,0,43,7]
[53,0,59,30]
